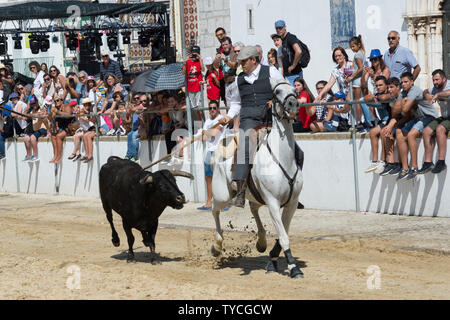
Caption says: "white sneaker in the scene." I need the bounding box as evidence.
[365,161,381,173]
[23,156,32,162]
[119,126,126,135]
[106,129,116,136]
[31,156,40,162]
[374,161,386,174]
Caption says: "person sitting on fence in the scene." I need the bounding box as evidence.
[389,72,439,181]
[361,49,391,127]
[321,91,349,132]
[124,93,146,162]
[307,80,334,133]
[293,77,316,133]
[99,73,128,133]
[78,98,96,163]
[48,95,75,164]
[111,99,128,136]
[106,91,126,136]
[160,93,187,160]
[419,69,450,175]
[379,77,403,176]
[363,76,393,174]
[23,95,47,162]
[9,92,29,138]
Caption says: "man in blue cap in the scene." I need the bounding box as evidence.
[275,20,305,85]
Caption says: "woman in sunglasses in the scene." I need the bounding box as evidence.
[47,66,66,99]
[23,95,47,162]
[28,61,45,94]
[48,96,75,164]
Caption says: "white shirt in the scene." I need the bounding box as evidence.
[33,70,45,92]
[226,64,284,119]
[14,101,28,129]
[202,114,224,152]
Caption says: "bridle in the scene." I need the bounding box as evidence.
[271,82,297,121]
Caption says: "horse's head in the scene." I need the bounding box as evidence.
[271,80,299,121]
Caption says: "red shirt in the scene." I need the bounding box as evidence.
[185,59,203,92]
[298,91,316,129]
[206,69,223,100]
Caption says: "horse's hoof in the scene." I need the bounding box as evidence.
[211,245,222,257]
[112,239,120,247]
[265,260,278,273]
[256,241,267,253]
[290,266,304,279]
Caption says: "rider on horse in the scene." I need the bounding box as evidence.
[218,46,304,208]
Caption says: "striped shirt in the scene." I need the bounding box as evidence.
[100,59,122,80]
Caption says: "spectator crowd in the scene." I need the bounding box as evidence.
[0,21,449,190]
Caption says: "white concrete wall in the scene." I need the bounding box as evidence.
[228,0,408,93]
[1,133,449,217]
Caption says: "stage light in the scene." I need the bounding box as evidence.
[138,30,150,48]
[0,35,8,55]
[121,31,131,45]
[151,35,166,61]
[94,31,103,47]
[29,34,40,54]
[12,34,22,50]
[107,31,118,51]
[65,32,78,51]
[39,34,50,52]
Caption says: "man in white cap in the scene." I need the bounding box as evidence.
[218,46,289,207]
[100,51,122,81]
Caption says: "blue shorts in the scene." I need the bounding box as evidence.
[323,115,339,132]
[398,116,435,133]
[32,128,47,139]
[204,151,214,177]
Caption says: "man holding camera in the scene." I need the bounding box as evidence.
[214,37,238,106]
[182,45,205,121]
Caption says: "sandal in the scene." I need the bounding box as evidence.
[68,153,77,160]
[73,154,82,161]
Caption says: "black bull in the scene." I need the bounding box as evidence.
[99,156,194,263]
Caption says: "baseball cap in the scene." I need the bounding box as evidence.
[190,45,201,54]
[237,46,259,61]
[334,91,347,99]
[9,92,19,100]
[275,20,286,28]
[81,98,92,104]
[271,34,281,40]
[101,50,109,57]
[0,64,6,69]
[69,100,78,107]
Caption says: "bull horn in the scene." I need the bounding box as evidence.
[171,170,194,180]
[139,174,153,185]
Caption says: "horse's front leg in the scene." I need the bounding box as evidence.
[211,208,224,257]
[265,199,303,278]
[249,201,266,253]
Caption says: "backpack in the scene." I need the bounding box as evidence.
[284,36,311,69]
[298,40,311,69]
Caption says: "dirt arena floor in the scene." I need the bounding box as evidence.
[0,193,449,300]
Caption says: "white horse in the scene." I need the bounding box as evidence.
[210,80,304,279]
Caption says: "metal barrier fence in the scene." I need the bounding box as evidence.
[2,85,449,210]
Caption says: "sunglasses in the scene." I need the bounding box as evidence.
[50,69,57,72]
[102,55,109,58]
[55,99,62,102]
[44,78,50,81]
[209,107,218,110]
[139,100,147,104]
[79,76,86,80]
[387,37,397,41]
[234,50,240,53]
[215,34,224,38]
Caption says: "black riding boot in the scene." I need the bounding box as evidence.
[231,180,247,208]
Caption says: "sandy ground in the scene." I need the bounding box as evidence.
[0,192,449,300]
